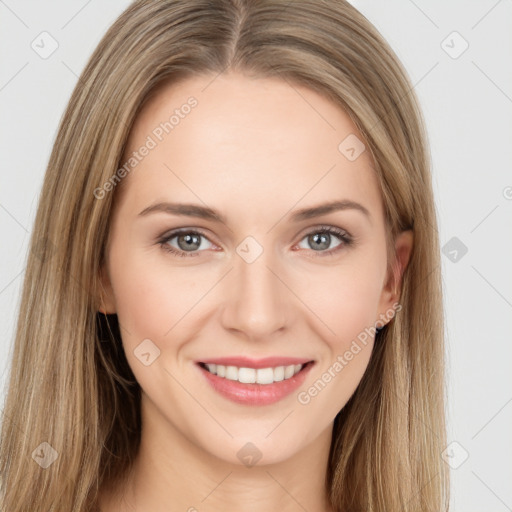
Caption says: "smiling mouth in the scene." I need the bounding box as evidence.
[197,361,315,385]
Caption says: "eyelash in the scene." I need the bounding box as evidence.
[158,225,353,259]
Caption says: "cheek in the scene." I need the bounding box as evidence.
[295,256,386,349]
[294,264,383,412]
[108,247,197,346]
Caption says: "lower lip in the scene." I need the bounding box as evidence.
[196,362,315,406]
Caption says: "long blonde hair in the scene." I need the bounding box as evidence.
[0,1,449,510]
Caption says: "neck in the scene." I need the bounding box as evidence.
[99,393,335,512]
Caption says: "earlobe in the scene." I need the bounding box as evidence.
[376,229,414,327]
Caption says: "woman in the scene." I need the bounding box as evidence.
[0,1,450,511]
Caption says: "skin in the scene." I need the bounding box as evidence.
[98,72,413,512]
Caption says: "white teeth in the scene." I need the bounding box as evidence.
[203,363,305,384]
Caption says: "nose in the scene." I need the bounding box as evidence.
[220,248,290,340]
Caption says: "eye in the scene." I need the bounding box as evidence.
[295,225,353,257]
[158,229,214,257]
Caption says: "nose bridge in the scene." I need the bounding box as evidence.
[221,241,288,338]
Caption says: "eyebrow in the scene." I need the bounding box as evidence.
[138,199,371,223]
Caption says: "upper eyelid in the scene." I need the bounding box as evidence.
[160,227,215,245]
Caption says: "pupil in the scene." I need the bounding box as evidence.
[178,233,200,251]
[310,232,329,251]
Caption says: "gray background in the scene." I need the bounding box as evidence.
[1,1,511,510]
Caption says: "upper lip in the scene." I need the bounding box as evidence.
[197,356,315,369]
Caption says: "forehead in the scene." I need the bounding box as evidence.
[118,72,384,224]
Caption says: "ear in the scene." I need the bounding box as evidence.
[376,229,413,327]
[97,264,117,314]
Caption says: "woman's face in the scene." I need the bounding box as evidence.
[100,72,412,466]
